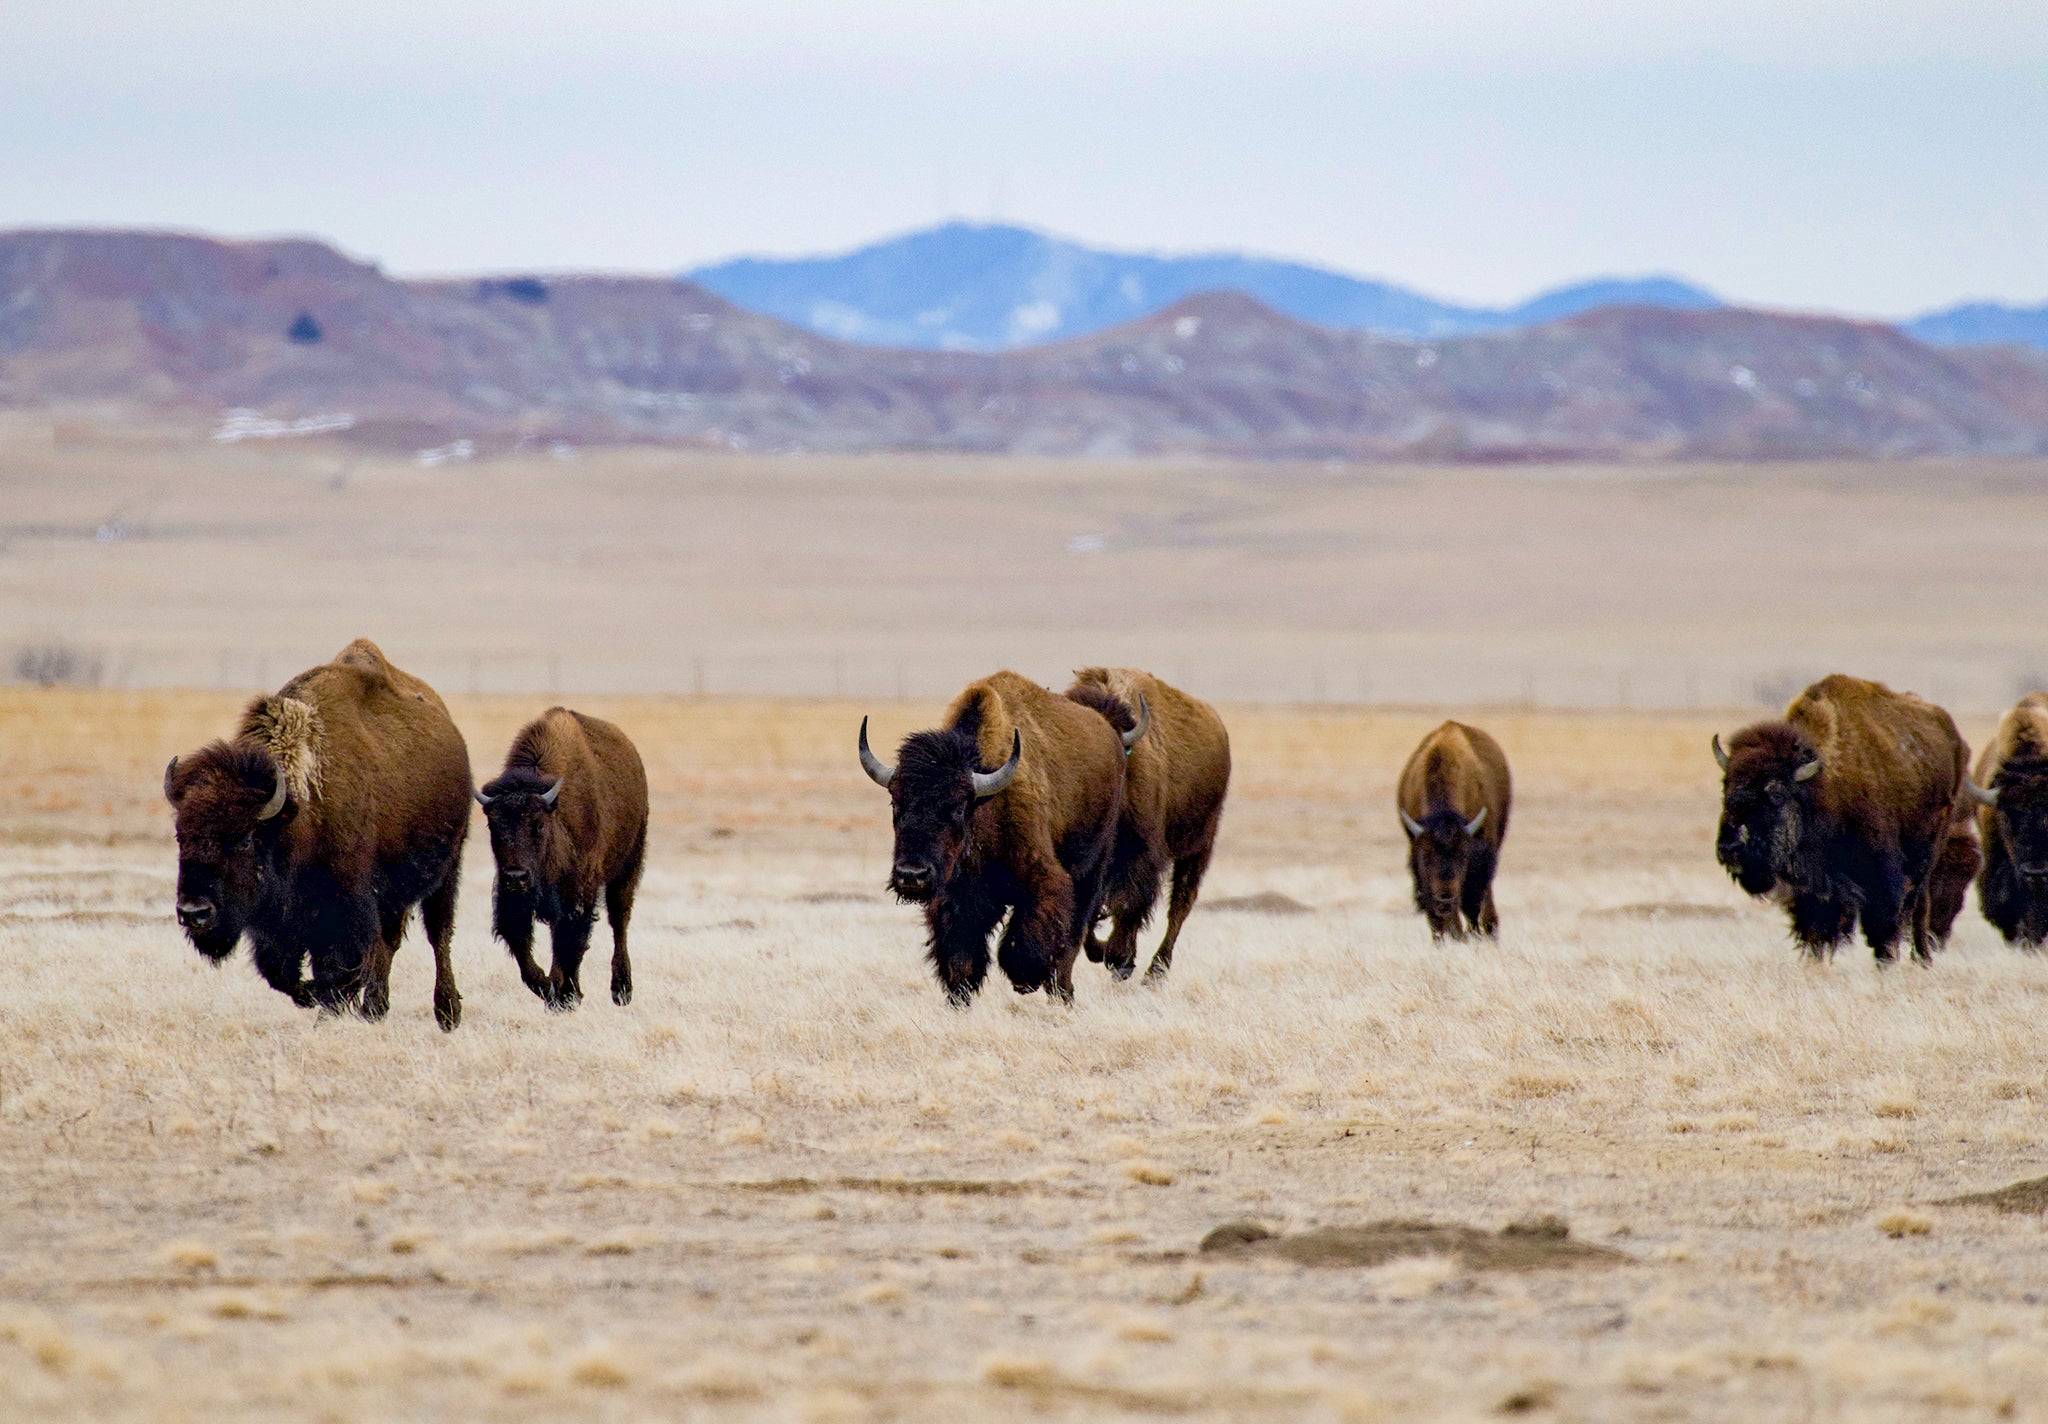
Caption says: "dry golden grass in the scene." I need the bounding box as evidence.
[4,691,2048,1421]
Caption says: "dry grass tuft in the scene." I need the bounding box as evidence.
[1874,1209,1935,1239]
[1121,1161,1175,1186]
[980,1352,1059,1389]
[566,1344,632,1389]
[163,1239,217,1272]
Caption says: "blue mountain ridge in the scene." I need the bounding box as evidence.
[687,222,1724,351]
[1905,301,2048,352]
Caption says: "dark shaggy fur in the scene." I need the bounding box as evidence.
[1926,793,1982,947]
[1396,721,1512,941]
[868,671,1124,1006]
[1974,695,2048,947]
[164,639,473,1029]
[480,708,649,1010]
[1716,674,1967,963]
[1065,668,1231,980]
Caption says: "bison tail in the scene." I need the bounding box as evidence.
[1066,683,1136,739]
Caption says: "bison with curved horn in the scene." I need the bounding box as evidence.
[1962,692,2048,946]
[478,708,649,1009]
[1397,721,1512,940]
[162,639,473,1028]
[1713,674,1966,962]
[1065,667,1230,980]
[859,671,1124,1005]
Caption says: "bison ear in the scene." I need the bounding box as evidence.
[1792,758,1821,783]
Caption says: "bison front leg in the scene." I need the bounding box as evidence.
[926,880,1005,1007]
[493,884,553,1004]
[250,931,316,1008]
[546,904,598,1012]
[1788,891,1854,959]
[999,866,1079,1003]
[1859,861,1908,964]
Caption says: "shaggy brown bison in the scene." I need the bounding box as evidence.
[1927,790,1983,947]
[1397,721,1512,940]
[1714,674,1966,962]
[859,671,1124,1006]
[478,708,649,1010]
[1964,693,2048,946]
[163,639,472,1029]
[1065,667,1230,980]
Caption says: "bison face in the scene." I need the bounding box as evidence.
[1713,729,1820,897]
[477,771,562,899]
[1989,767,2048,881]
[1403,810,1484,917]
[860,720,1021,903]
[164,745,292,960]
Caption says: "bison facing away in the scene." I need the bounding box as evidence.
[1397,721,1512,940]
[860,671,1125,1005]
[478,708,649,1010]
[163,639,472,1029]
[1714,674,1967,962]
[1065,667,1230,980]
[1965,693,2048,946]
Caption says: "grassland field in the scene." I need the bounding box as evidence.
[5,687,2048,1423]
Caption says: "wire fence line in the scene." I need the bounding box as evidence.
[12,640,2048,715]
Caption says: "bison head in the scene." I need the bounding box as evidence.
[859,716,1019,902]
[1966,758,2048,880]
[1713,725,1821,897]
[476,769,562,900]
[1400,804,1487,918]
[163,743,293,960]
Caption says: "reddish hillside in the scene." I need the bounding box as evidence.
[3,229,2046,459]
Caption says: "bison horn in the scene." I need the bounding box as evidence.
[1399,808,1424,837]
[163,756,179,804]
[474,786,495,808]
[1711,734,1731,771]
[1964,775,2000,809]
[1464,806,1488,836]
[540,775,562,808]
[858,716,895,789]
[254,769,288,821]
[1121,694,1151,753]
[1793,758,1821,783]
[971,730,1022,799]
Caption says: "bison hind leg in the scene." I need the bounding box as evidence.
[606,835,646,1007]
[1147,834,1218,980]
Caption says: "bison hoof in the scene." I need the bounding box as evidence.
[434,993,461,1032]
[612,980,632,1007]
[359,987,390,1022]
[1108,958,1136,982]
[944,988,975,1010]
[546,988,581,1014]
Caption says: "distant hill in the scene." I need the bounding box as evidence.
[3,228,2046,461]
[1907,301,2048,353]
[688,222,1723,351]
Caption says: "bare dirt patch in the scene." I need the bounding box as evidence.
[1198,1215,1629,1272]
[1581,901,1743,922]
[1939,1175,2048,1214]
[1204,891,1314,915]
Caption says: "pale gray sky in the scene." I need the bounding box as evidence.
[3,1,2044,313]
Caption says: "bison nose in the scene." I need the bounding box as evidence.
[501,869,532,891]
[176,899,216,932]
[891,861,933,892]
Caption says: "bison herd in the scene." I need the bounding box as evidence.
[157,642,2048,1032]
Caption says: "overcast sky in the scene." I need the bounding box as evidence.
[3,1,2044,314]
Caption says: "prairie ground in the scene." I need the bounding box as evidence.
[4,689,2048,1422]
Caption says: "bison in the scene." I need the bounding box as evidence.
[1926,789,1983,947]
[1963,692,2048,946]
[477,708,649,1010]
[1064,667,1230,980]
[859,671,1126,1005]
[163,639,472,1029]
[1397,721,1512,940]
[1713,674,1966,962]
